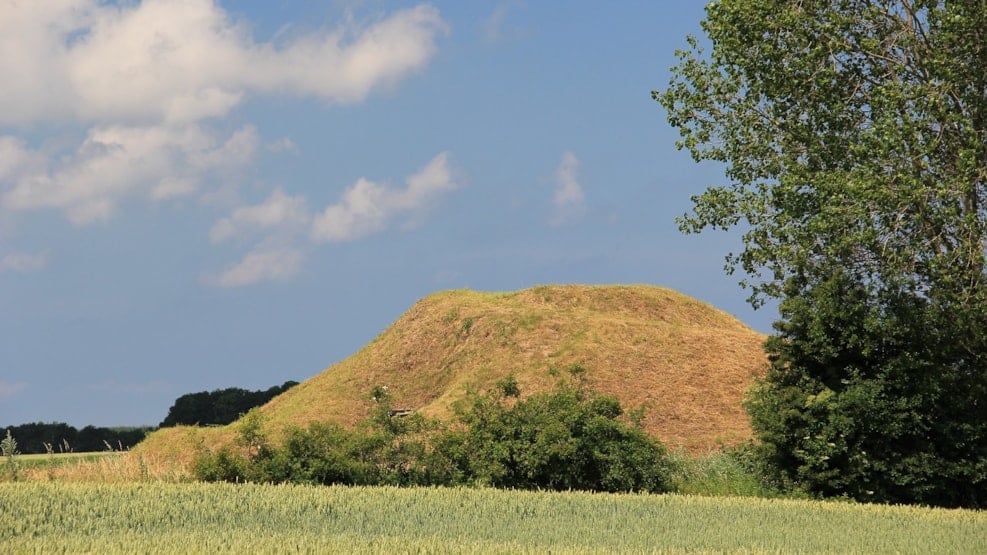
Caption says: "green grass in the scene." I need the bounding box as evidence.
[2,482,983,553]
[667,447,789,499]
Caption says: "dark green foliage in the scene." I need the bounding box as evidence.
[193,394,438,487]
[192,446,249,483]
[160,381,299,427]
[658,0,987,508]
[263,423,387,486]
[0,423,152,454]
[443,381,672,493]
[747,272,987,507]
[193,377,673,494]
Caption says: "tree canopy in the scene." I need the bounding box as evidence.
[657,0,986,507]
[0,423,152,454]
[159,381,299,427]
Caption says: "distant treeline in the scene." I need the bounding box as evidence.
[1,423,153,455]
[159,381,299,428]
[2,380,299,454]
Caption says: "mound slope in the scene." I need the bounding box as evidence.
[142,285,767,460]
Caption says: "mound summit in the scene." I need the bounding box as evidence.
[143,285,768,460]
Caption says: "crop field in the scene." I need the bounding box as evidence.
[2,482,984,553]
[2,451,120,469]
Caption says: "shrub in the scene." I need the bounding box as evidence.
[444,374,673,493]
[747,275,987,508]
[193,374,673,494]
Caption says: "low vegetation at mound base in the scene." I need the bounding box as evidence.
[137,284,768,471]
[191,374,676,493]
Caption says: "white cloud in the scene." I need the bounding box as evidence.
[189,125,260,172]
[0,1,447,228]
[204,243,305,287]
[0,1,449,125]
[0,381,28,398]
[152,177,197,201]
[1,124,259,225]
[0,137,39,181]
[246,5,449,104]
[0,251,49,273]
[311,177,390,242]
[266,137,298,154]
[0,1,451,283]
[550,151,586,226]
[205,152,457,286]
[210,189,310,243]
[311,151,457,242]
[484,1,524,44]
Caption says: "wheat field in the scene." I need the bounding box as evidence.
[2,482,984,553]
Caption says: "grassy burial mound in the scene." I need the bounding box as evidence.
[140,285,767,467]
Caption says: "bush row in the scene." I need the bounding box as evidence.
[193,372,674,494]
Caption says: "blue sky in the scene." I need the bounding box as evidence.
[0,1,773,428]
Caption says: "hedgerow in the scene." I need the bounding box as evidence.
[193,368,672,493]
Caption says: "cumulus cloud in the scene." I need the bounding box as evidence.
[0,381,28,398]
[1,124,260,225]
[204,243,305,287]
[0,1,449,125]
[0,1,451,284]
[550,151,586,226]
[203,152,458,287]
[311,151,458,242]
[0,1,448,230]
[210,188,310,243]
[245,5,449,104]
[0,137,42,181]
[0,251,49,273]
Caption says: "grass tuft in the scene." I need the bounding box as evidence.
[667,446,796,499]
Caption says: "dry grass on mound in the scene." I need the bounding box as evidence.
[137,285,767,469]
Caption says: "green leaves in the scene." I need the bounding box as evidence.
[659,0,987,507]
[193,379,672,494]
[449,381,671,493]
[658,0,987,304]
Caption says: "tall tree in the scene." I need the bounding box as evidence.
[657,0,986,507]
